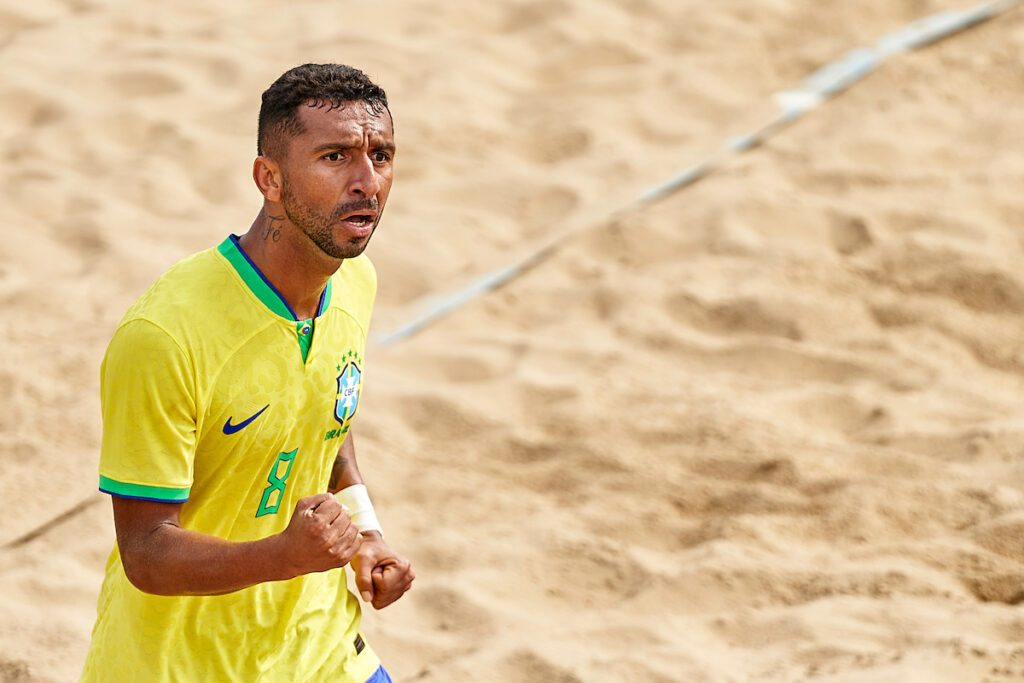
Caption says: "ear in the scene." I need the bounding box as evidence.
[253,156,283,203]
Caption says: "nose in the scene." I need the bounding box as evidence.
[348,152,383,197]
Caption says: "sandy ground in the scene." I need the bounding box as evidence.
[3,0,1024,681]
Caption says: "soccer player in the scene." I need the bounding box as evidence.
[80,64,414,682]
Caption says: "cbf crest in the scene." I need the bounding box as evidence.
[324,351,363,442]
[335,359,362,426]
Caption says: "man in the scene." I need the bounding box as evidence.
[80,64,413,682]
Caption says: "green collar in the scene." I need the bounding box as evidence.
[217,235,332,321]
[218,236,331,363]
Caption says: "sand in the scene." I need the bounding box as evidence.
[3,0,1024,681]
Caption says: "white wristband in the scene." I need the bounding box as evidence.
[334,484,383,535]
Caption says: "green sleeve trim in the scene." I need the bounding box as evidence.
[99,475,190,502]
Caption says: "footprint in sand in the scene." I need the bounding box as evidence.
[395,393,495,441]
[971,512,1024,565]
[59,215,109,273]
[504,103,592,165]
[107,69,183,97]
[866,243,1024,315]
[537,538,652,607]
[496,649,582,683]
[500,0,572,32]
[665,292,803,341]
[0,85,66,132]
[0,658,31,683]
[411,585,494,636]
[787,390,892,437]
[829,212,873,255]
[416,351,504,384]
[458,181,580,230]
[690,456,801,487]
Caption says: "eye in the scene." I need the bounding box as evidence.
[324,152,343,162]
[373,151,392,163]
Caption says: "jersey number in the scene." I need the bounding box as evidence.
[256,449,297,517]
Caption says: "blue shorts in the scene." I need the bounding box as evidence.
[365,666,393,683]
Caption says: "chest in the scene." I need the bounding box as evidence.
[193,315,367,479]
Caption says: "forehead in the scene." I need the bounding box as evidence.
[295,100,393,144]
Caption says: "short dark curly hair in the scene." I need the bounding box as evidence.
[257,63,390,160]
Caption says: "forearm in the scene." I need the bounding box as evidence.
[329,435,413,609]
[327,433,383,539]
[120,522,292,597]
[327,432,364,493]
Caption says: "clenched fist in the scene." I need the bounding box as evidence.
[275,493,363,578]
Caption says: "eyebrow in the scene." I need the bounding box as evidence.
[310,140,396,154]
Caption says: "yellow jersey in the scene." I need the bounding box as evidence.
[81,236,380,682]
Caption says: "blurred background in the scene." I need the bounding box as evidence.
[2,1,1024,680]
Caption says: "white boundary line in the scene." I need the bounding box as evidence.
[376,0,1021,347]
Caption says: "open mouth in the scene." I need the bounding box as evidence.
[341,214,374,228]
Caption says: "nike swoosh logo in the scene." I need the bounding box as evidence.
[223,404,270,435]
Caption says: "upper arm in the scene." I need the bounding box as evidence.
[99,319,197,502]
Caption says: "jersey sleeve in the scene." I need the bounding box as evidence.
[98,318,197,502]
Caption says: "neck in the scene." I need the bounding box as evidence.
[237,208,341,320]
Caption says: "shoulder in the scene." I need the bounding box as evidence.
[118,246,236,337]
[329,254,377,330]
[335,253,377,293]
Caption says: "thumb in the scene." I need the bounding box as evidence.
[354,559,374,603]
